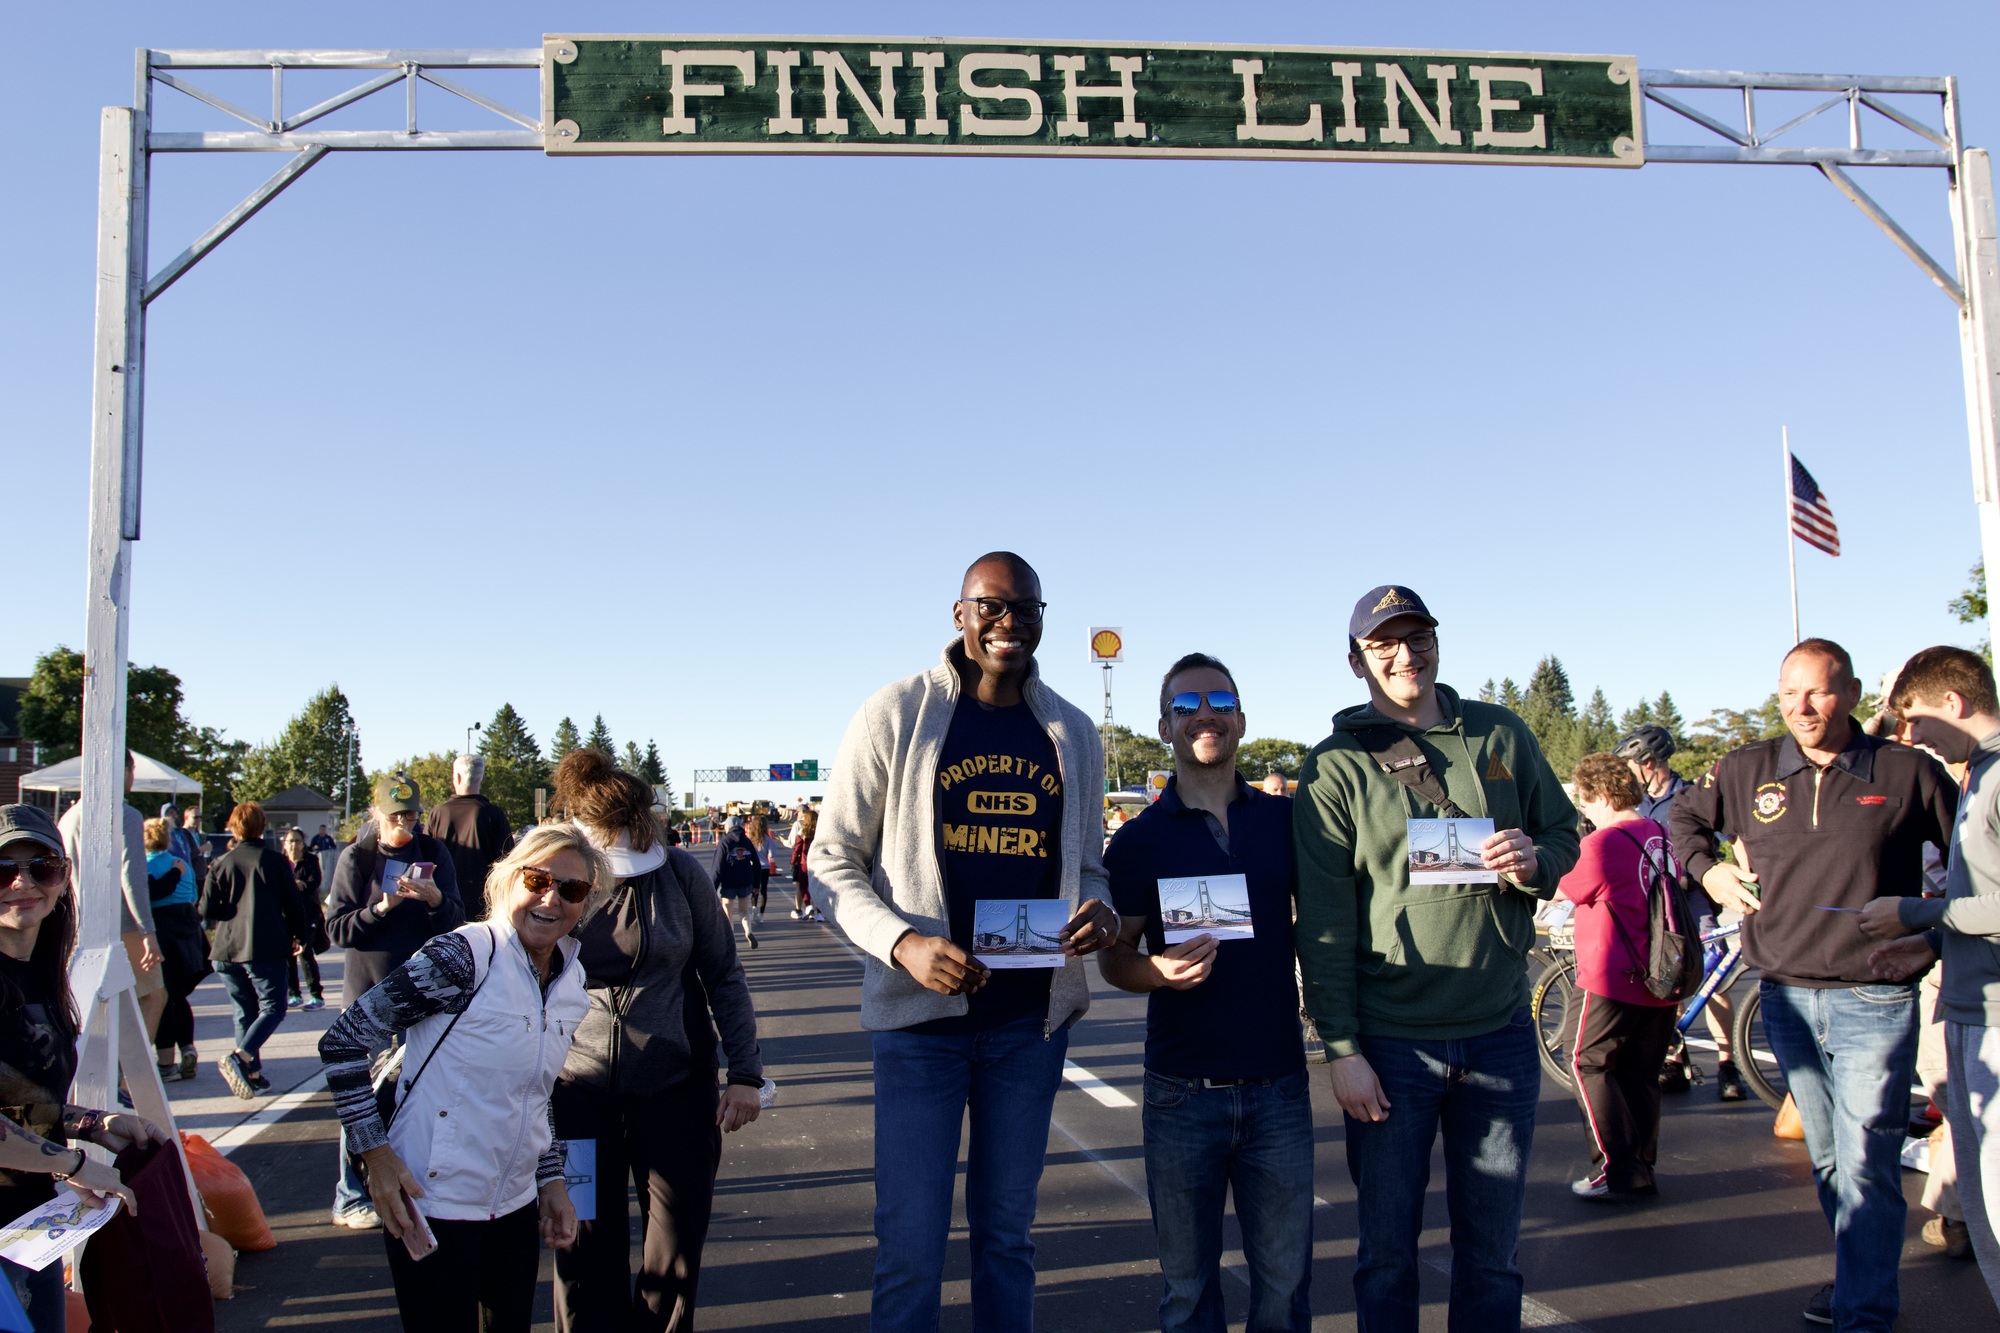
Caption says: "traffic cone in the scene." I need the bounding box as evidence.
[1774,1092,1805,1140]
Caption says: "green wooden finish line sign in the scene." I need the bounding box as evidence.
[543,36,1643,167]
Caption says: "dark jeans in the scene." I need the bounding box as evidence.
[216,958,290,1060]
[1346,1006,1540,1333]
[151,902,206,1056]
[553,1077,722,1333]
[1759,980,1920,1333]
[1569,992,1677,1192]
[870,1010,1070,1333]
[287,948,323,1000]
[384,1200,539,1333]
[2,1256,65,1333]
[1142,1069,1314,1333]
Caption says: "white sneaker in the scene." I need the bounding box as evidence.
[790,909,802,919]
[332,1207,381,1229]
[1570,1177,1608,1199]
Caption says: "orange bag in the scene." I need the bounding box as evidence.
[180,1133,277,1252]
[1774,1092,1805,1140]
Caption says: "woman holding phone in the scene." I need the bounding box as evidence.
[1,804,173,1333]
[320,824,606,1332]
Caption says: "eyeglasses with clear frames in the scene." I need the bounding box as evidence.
[1358,629,1438,660]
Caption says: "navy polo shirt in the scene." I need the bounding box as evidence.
[1104,775,1304,1081]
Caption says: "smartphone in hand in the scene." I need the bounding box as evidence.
[401,1199,438,1262]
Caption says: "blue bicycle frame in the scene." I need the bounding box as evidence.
[1676,921,1745,1037]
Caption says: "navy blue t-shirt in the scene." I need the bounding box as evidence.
[908,695,1064,1035]
[1104,776,1304,1080]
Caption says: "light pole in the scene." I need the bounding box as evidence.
[466,720,482,757]
[343,724,355,822]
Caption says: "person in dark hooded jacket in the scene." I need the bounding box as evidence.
[199,801,307,1099]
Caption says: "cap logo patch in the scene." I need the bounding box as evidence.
[390,783,414,802]
[1752,781,1788,823]
[1372,588,1413,613]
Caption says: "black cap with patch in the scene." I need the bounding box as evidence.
[1348,585,1437,641]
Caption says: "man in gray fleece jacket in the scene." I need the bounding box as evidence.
[811,551,1118,1332]
[1864,645,2000,1301]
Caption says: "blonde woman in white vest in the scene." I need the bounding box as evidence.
[318,824,609,1332]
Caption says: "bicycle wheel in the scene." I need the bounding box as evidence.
[1732,981,1789,1110]
[1530,956,1577,1090]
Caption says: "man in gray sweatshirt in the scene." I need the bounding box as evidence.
[1862,645,2000,1302]
[811,551,1118,1332]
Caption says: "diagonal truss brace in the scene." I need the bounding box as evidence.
[1816,162,1964,306]
[144,145,327,304]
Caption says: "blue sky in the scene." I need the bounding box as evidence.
[8,1,1997,797]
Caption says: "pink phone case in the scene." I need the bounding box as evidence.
[401,1202,438,1261]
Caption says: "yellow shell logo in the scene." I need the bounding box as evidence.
[1091,630,1123,659]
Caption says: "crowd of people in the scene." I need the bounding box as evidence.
[4,551,2000,1333]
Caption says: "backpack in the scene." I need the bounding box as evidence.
[1606,826,1703,1002]
[717,836,760,889]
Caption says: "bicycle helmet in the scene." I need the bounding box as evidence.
[1613,724,1675,767]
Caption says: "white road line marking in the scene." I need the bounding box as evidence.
[211,1071,328,1157]
[1061,1061,1136,1108]
[1423,1258,1593,1332]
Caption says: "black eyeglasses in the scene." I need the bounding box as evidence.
[521,865,594,904]
[1168,690,1240,717]
[1357,630,1437,660]
[0,856,70,892]
[958,597,1047,625]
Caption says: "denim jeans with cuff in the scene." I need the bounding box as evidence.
[1142,1068,1314,1333]
[1344,1005,1540,1333]
[870,1011,1069,1333]
[1758,979,1920,1333]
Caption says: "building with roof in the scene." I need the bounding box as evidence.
[0,679,38,804]
[259,784,339,835]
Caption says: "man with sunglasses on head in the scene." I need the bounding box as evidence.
[813,550,1119,1332]
[1294,585,1578,1333]
[1101,655,1312,1333]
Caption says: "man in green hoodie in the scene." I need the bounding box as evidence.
[1294,585,1579,1333]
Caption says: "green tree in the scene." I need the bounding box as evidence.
[1653,691,1687,748]
[1673,693,1785,780]
[623,741,645,774]
[1576,688,1617,758]
[1518,656,1578,773]
[236,685,364,813]
[1235,737,1312,783]
[639,741,667,788]
[585,715,615,758]
[17,646,192,766]
[1952,560,1990,659]
[1499,678,1523,711]
[478,703,546,827]
[178,725,251,825]
[1618,698,1654,735]
[1100,724,1173,790]
[1477,679,1497,704]
[369,753,457,816]
[548,717,582,764]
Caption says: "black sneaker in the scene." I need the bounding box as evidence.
[1802,1282,1833,1325]
[218,1052,257,1100]
[1659,1060,1691,1095]
[1716,1060,1747,1102]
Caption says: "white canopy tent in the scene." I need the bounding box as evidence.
[21,750,202,797]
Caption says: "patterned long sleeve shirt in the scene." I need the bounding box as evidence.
[318,931,566,1185]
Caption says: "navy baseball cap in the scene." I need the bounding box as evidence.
[1348,585,1437,641]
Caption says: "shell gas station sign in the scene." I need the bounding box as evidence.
[1088,627,1124,663]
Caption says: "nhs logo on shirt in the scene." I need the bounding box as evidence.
[967,791,1036,816]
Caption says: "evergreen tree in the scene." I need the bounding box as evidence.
[585,714,615,757]
[1477,679,1497,704]
[1499,678,1523,711]
[478,703,547,827]
[548,717,582,764]
[1653,691,1687,748]
[1618,698,1655,735]
[639,740,667,787]
[1518,657,1578,778]
[623,741,645,774]
[1578,688,1617,757]
[237,685,364,814]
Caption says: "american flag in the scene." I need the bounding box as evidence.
[1789,456,1841,557]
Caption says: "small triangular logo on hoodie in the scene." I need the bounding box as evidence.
[1486,754,1512,782]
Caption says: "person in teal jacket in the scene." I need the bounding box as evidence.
[1293,584,1578,1333]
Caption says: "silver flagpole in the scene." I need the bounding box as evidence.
[1783,425,1800,644]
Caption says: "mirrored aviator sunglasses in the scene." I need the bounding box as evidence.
[0,856,70,891]
[521,865,594,904]
[1169,690,1240,717]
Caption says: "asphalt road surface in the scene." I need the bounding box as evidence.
[186,855,1997,1332]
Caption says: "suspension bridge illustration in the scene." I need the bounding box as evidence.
[1158,873,1256,942]
[1406,817,1498,884]
[972,899,1072,967]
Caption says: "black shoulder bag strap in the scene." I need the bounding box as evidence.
[380,924,499,1133]
[1351,726,1470,818]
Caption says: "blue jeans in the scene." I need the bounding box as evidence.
[1142,1069,1314,1333]
[2,1256,65,1333]
[216,958,289,1059]
[1758,980,1919,1333]
[870,1012,1070,1333]
[1345,1007,1540,1333]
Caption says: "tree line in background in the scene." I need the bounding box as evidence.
[16,646,667,831]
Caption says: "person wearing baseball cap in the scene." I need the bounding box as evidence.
[1,805,173,1333]
[1294,585,1579,1333]
[323,772,464,1228]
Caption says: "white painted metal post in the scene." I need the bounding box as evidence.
[72,103,148,1118]
[1954,149,2000,653]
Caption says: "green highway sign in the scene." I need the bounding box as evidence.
[543,36,1642,166]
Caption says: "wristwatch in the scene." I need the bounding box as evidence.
[50,1147,86,1181]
